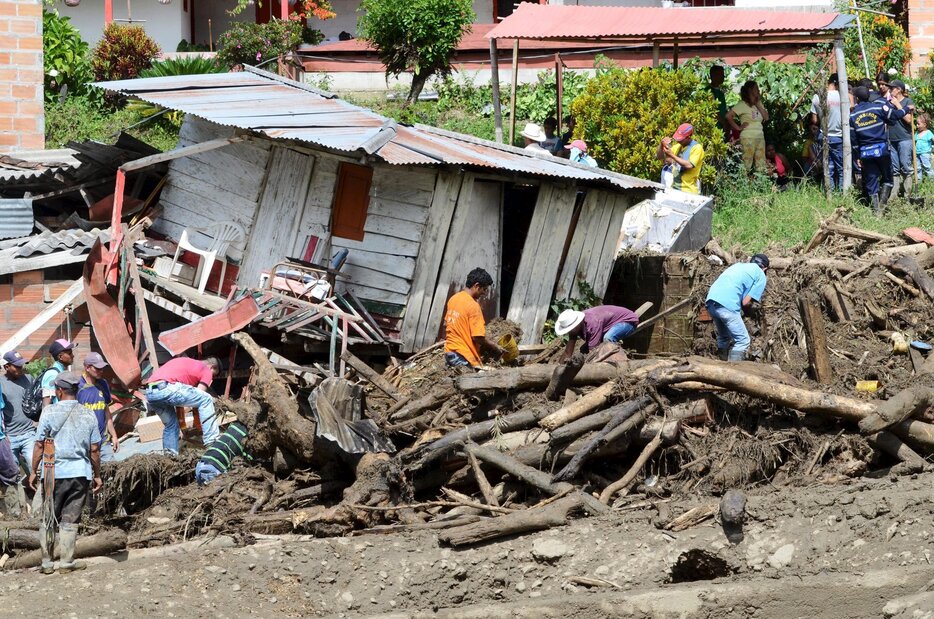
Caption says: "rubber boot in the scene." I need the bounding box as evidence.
[879,183,893,209]
[1,483,22,519]
[716,348,729,361]
[727,348,746,362]
[39,524,55,575]
[902,174,914,199]
[58,524,86,573]
[892,174,902,198]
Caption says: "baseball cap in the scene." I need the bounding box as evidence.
[890,79,907,91]
[84,352,108,369]
[2,351,25,368]
[49,339,77,357]
[564,139,588,153]
[53,371,81,391]
[750,253,770,269]
[672,123,694,141]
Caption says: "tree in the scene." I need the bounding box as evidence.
[358,0,475,105]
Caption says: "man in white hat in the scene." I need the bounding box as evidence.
[555,305,640,361]
[521,122,550,154]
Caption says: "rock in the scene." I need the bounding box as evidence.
[205,565,226,575]
[767,544,795,569]
[515,582,527,593]
[231,584,241,592]
[595,565,610,576]
[720,490,747,525]
[340,591,354,606]
[531,539,570,562]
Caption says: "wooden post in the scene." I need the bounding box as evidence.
[123,227,160,374]
[852,0,871,79]
[490,39,503,143]
[224,343,237,398]
[672,38,679,69]
[555,53,563,137]
[797,294,833,384]
[834,37,852,190]
[652,41,660,68]
[509,40,520,145]
[820,77,831,198]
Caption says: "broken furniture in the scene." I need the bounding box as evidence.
[266,250,350,302]
[169,221,245,294]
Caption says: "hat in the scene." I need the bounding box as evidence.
[564,139,588,153]
[520,122,547,142]
[53,371,81,391]
[49,338,76,357]
[83,352,108,369]
[750,253,770,269]
[890,79,907,91]
[2,351,25,368]
[554,309,586,336]
[672,123,694,141]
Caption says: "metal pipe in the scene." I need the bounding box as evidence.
[509,40,519,145]
[852,0,870,79]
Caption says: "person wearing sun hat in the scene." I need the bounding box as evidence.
[565,139,598,167]
[41,339,77,407]
[555,305,640,362]
[520,122,550,154]
[657,122,705,194]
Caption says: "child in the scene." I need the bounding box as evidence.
[916,113,934,180]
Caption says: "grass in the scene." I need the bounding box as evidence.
[45,95,180,153]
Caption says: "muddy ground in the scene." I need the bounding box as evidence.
[4,469,934,618]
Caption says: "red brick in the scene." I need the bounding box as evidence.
[9,18,35,34]
[15,4,40,17]
[0,284,11,302]
[18,132,43,149]
[0,5,16,16]
[12,117,36,133]
[10,51,38,65]
[12,271,42,286]
[16,100,41,115]
[16,68,41,83]
[11,84,36,99]
[12,284,44,303]
[16,35,40,51]
[9,306,42,323]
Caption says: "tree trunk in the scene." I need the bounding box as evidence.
[407,70,432,105]
[438,495,583,547]
[798,294,833,384]
[6,529,127,570]
[540,381,618,431]
[859,386,934,434]
[544,353,585,401]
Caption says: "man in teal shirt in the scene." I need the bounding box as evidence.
[705,254,769,362]
[41,339,76,407]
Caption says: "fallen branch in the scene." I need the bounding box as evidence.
[438,495,583,547]
[540,381,618,431]
[6,529,127,570]
[544,353,585,401]
[859,386,934,435]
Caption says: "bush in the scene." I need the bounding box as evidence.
[216,19,302,69]
[43,10,93,102]
[91,23,160,82]
[843,3,911,78]
[569,66,725,185]
[46,95,179,153]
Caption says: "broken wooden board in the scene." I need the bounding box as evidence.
[158,293,261,356]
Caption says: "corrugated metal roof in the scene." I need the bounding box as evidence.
[0,198,34,240]
[486,5,852,40]
[0,149,81,183]
[93,67,658,191]
[14,227,108,258]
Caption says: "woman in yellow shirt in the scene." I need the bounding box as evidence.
[726,81,769,173]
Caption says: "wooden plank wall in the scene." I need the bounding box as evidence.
[555,190,634,301]
[155,116,272,262]
[505,183,579,345]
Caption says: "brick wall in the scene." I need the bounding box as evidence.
[0,0,43,153]
[910,0,934,72]
[0,271,91,363]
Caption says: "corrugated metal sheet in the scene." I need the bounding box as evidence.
[0,198,34,240]
[487,5,853,40]
[14,228,108,257]
[93,66,658,191]
[0,149,81,183]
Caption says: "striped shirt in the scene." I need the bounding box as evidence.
[200,422,248,472]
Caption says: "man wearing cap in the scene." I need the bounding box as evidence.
[657,123,705,194]
[1,351,34,515]
[555,305,640,362]
[78,353,119,463]
[705,254,769,362]
[850,86,911,213]
[142,356,222,454]
[521,122,551,154]
[42,339,76,407]
[566,139,598,167]
[28,371,102,574]
[888,80,915,198]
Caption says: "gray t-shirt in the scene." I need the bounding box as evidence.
[34,400,100,480]
[0,374,34,436]
[811,90,842,138]
[889,97,914,142]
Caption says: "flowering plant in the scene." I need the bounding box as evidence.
[216,19,303,69]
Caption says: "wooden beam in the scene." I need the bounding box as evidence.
[341,350,401,401]
[633,298,691,334]
[0,280,84,353]
[490,38,503,144]
[119,137,244,173]
[798,294,833,383]
[509,40,519,145]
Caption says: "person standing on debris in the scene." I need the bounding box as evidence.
[28,371,102,574]
[443,268,506,368]
[850,85,911,214]
[1,351,35,516]
[705,254,769,362]
[195,420,250,486]
[78,353,119,463]
[888,80,915,198]
[809,75,845,191]
[41,339,77,407]
[727,81,769,172]
[657,123,705,194]
[555,305,640,361]
[142,356,221,454]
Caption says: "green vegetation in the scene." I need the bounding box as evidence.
[43,10,93,102]
[46,96,179,152]
[358,0,475,104]
[91,23,160,82]
[841,0,911,79]
[216,19,303,69]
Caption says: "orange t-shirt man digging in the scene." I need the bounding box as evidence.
[443,268,506,368]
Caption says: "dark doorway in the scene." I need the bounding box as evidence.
[500,183,539,316]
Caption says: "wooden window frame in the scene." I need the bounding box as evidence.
[331,162,373,242]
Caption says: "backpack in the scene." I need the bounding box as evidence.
[22,368,54,422]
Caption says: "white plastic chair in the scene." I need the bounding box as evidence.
[169,221,245,294]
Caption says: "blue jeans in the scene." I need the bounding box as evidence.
[890,140,914,176]
[706,300,750,354]
[918,153,932,180]
[444,352,472,367]
[99,440,115,463]
[145,382,219,455]
[7,432,33,474]
[195,460,222,486]
[827,136,844,190]
[603,321,636,343]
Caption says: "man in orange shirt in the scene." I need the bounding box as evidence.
[444,268,506,368]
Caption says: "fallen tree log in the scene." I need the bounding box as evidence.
[860,386,934,435]
[798,294,833,384]
[6,529,127,570]
[438,495,583,547]
[544,353,585,401]
[0,526,42,549]
[454,359,674,393]
[540,381,618,431]
[869,431,927,473]
[599,421,680,504]
[882,254,934,301]
[549,396,654,444]
[341,350,402,403]
[389,379,457,422]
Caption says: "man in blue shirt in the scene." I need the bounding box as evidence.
[41,339,77,408]
[706,254,769,362]
[849,86,911,214]
[78,353,119,463]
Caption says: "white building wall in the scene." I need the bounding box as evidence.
[59,0,188,51]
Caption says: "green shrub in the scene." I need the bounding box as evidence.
[843,5,911,79]
[46,95,179,152]
[91,23,160,82]
[43,10,93,102]
[569,65,725,185]
[176,39,210,53]
[216,19,302,69]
